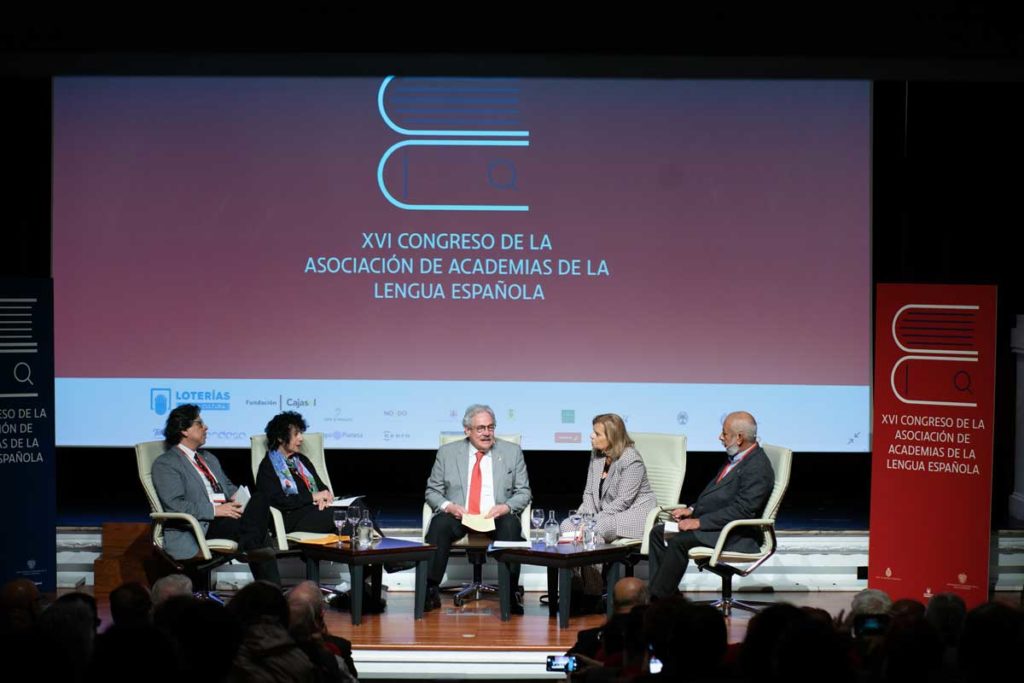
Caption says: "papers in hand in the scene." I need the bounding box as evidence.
[233,486,251,511]
[330,495,365,508]
[461,513,496,533]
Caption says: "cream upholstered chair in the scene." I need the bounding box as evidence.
[687,443,792,616]
[135,440,239,592]
[619,432,688,556]
[250,432,330,550]
[422,434,531,606]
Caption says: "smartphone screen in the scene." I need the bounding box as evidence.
[853,613,889,637]
[546,655,577,672]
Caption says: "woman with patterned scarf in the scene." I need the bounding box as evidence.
[255,411,337,533]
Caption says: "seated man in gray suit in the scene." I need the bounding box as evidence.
[648,411,774,599]
[424,404,532,613]
[151,403,280,584]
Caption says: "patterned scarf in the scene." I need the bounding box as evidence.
[268,449,319,495]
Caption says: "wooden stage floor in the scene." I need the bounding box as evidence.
[322,590,855,650]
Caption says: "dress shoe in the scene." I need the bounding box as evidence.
[423,586,442,612]
[509,590,525,616]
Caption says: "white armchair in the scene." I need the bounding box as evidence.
[422,434,531,606]
[250,432,330,550]
[135,440,238,592]
[687,443,792,615]
[623,432,688,555]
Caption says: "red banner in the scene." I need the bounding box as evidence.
[870,284,996,608]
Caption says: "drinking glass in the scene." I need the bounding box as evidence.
[531,508,545,542]
[333,509,348,544]
[348,505,364,525]
[568,509,583,542]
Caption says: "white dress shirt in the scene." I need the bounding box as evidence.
[442,442,496,512]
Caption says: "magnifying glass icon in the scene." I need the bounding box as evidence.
[13,362,33,386]
[952,370,972,394]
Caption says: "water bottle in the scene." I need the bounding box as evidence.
[544,510,559,546]
[584,518,598,548]
[357,516,374,549]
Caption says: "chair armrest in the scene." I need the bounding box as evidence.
[653,503,684,522]
[707,518,775,567]
[519,504,532,542]
[268,507,289,551]
[639,503,683,555]
[151,512,214,560]
[421,503,432,543]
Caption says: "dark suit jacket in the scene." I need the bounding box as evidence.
[691,446,774,553]
[256,453,331,532]
[567,625,603,658]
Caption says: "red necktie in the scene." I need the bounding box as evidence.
[192,452,224,494]
[468,450,484,514]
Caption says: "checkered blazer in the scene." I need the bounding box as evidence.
[563,446,657,541]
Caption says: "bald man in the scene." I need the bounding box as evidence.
[610,577,649,613]
[648,411,774,599]
[567,577,650,659]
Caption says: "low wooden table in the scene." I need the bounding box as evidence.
[291,537,435,625]
[489,541,635,627]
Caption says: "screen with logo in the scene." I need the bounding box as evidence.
[52,77,871,451]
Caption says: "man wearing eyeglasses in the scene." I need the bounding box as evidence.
[151,403,280,584]
[647,410,773,599]
[424,404,532,613]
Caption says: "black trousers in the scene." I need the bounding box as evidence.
[647,524,704,599]
[425,511,523,589]
[283,505,337,534]
[206,490,280,584]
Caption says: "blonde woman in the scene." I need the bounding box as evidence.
[562,413,657,542]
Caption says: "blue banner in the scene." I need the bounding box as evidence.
[0,279,56,592]
[56,378,870,453]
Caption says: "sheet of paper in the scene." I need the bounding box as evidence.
[287,532,346,545]
[330,495,364,508]
[233,485,251,511]
[461,513,496,533]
